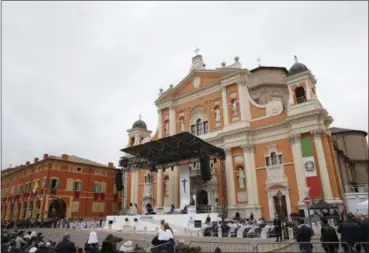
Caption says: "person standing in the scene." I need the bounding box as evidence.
[296,218,314,253]
[55,233,77,253]
[320,217,339,253]
[250,212,254,221]
[357,214,369,253]
[273,213,282,242]
[338,212,360,253]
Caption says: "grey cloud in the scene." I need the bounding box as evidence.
[2,1,368,168]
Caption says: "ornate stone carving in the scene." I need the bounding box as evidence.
[225,148,232,155]
[214,107,221,122]
[231,100,238,116]
[266,100,283,117]
[241,144,254,153]
[311,129,323,139]
[288,134,301,144]
[266,165,287,186]
[180,117,185,131]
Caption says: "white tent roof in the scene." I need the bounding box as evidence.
[358,200,368,206]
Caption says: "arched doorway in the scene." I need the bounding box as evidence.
[48,198,67,219]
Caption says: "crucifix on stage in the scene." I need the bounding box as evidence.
[181,178,188,193]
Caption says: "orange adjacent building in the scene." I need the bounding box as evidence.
[1,154,120,220]
[122,53,343,220]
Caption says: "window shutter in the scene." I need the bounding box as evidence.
[99,203,105,212]
[56,178,60,189]
[79,181,83,191]
[113,184,117,194]
[66,179,74,191]
[102,183,106,193]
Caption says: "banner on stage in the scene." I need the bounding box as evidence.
[179,164,191,208]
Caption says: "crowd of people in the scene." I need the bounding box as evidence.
[2,218,105,230]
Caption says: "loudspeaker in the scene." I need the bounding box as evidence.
[115,171,123,192]
[199,155,212,182]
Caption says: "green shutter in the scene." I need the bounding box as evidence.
[301,138,314,157]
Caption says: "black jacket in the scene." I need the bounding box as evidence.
[85,242,99,253]
[338,221,360,246]
[296,225,314,250]
[55,239,77,253]
[359,218,369,243]
[273,218,282,230]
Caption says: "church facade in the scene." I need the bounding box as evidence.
[122,53,343,220]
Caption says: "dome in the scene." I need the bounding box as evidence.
[132,119,147,130]
[287,56,309,76]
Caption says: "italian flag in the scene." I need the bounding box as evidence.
[301,137,322,198]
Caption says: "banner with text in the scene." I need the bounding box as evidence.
[179,164,191,208]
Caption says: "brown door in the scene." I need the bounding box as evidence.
[273,196,288,219]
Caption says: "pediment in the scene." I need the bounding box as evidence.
[155,70,225,104]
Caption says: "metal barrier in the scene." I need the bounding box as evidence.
[190,240,254,253]
[354,242,369,253]
[148,242,175,253]
[255,241,350,253]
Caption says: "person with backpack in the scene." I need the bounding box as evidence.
[320,217,339,253]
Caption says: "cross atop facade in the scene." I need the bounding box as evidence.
[181,178,188,193]
[139,114,142,120]
[294,55,298,63]
[194,47,200,56]
[256,57,261,66]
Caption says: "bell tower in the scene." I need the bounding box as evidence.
[127,115,152,147]
[286,56,323,115]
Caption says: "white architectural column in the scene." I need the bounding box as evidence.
[156,169,163,207]
[221,87,230,126]
[242,144,259,205]
[225,148,236,206]
[289,134,308,201]
[130,170,136,205]
[237,79,251,121]
[312,132,333,199]
[242,145,254,204]
[169,107,176,135]
[305,81,312,100]
[158,109,163,138]
[172,166,179,207]
[287,86,294,105]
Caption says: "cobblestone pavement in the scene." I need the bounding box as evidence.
[7,228,331,252]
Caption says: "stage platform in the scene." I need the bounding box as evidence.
[104,213,220,233]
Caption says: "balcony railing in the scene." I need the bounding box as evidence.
[344,184,368,193]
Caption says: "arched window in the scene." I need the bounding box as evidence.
[265,151,283,167]
[196,119,203,135]
[271,152,277,165]
[191,118,209,136]
[238,168,246,189]
[145,173,152,184]
[295,87,306,103]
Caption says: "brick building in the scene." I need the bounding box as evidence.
[1,153,121,220]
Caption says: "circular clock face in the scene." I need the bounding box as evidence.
[193,77,201,88]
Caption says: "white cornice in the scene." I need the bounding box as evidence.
[286,70,317,85]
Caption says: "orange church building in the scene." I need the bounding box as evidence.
[122,53,343,220]
[1,154,120,220]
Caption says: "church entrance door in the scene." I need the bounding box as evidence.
[196,190,210,213]
[273,195,288,220]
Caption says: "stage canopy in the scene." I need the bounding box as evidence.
[119,132,225,169]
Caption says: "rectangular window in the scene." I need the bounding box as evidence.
[203,121,209,134]
[51,179,58,189]
[191,125,196,135]
[73,181,82,191]
[278,154,283,164]
[92,202,98,212]
[72,201,80,212]
[99,203,105,212]
[265,157,270,166]
[94,183,101,193]
[53,163,60,170]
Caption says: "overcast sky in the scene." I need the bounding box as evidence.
[2,1,368,169]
